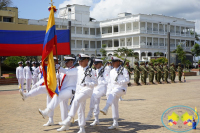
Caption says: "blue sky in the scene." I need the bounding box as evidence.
[12,0,64,20]
[11,0,200,33]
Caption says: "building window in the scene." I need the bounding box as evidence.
[3,17,12,22]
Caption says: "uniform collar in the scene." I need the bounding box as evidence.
[114,66,120,71]
[97,66,103,72]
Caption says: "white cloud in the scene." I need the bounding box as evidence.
[60,0,200,33]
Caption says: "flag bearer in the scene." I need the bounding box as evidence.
[38,56,77,131]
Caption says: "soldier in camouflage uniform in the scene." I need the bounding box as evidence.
[140,62,148,85]
[156,63,162,84]
[133,61,141,85]
[154,63,158,83]
[148,62,156,84]
[163,62,169,83]
[177,63,183,83]
[161,63,164,81]
[125,62,132,86]
[170,63,176,83]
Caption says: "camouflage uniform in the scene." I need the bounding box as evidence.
[177,63,183,82]
[170,63,176,83]
[161,63,164,81]
[163,63,169,83]
[156,63,162,84]
[133,61,140,85]
[154,63,158,82]
[125,63,132,86]
[140,62,148,85]
[148,63,156,84]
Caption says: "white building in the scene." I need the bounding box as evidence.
[28,4,196,61]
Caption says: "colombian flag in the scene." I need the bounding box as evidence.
[42,5,59,98]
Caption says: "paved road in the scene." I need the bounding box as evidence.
[0,76,200,133]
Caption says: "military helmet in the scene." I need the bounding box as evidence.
[134,61,138,64]
[178,63,181,65]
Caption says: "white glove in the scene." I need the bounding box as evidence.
[55,64,60,70]
[113,81,118,84]
[80,83,86,87]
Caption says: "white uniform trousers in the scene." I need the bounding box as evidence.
[25,79,32,92]
[47,88,74,121]
[106,89,125,119]
[68,92,90,127]
[26,85,54,118]
[90,90,105,117]
[18,78,24,91]
[32,78,38,85]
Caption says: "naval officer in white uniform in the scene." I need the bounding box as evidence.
[38,56,77,131]
[23,61,32,92]
[57,54,97,133]
[16,61,24,91]
[86,59,110,126]
[100,56,129,130]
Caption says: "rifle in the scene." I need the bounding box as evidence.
[97,62,108,79]
[81,59,94,84]
[115,55,127,82]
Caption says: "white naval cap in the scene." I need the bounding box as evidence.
[39,61,42,64]
[53,57,60,61]
[18,61,23,64]
[94,58,103,64]
[64,56,75,60]
[25,61,30,64]
[64,56,75,63]
[111,56,123,62]
[32,61,36,64]
[78,53,90,61]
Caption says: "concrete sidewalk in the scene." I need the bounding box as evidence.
[0,76,200,133]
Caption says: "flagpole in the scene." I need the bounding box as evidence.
[50,0,60,89]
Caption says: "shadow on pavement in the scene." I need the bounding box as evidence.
[45,118,162,133]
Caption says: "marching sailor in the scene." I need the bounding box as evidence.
[85,59,109,126]
[31,61,38,85]
[16,61,25,91]
[57,54,97,133]
[23,61,32,92]
[38,56,77,131]
[100,56,129,130]
[20,59,55,127]
[33,61,43,81]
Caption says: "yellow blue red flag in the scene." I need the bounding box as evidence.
[42,4,59,98]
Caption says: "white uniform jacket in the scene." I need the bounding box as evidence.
[23,66,32,79]
[109,66,129,93]
[33,66,43,79]
[16,66,24,79]
[95,66,109,95]
[59,66,97,97]
[57,67,77,91]
[31,66,37,77]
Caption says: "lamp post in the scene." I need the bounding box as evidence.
[167,23,170,73]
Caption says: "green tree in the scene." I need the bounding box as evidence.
[191,43,200,58]
[176,45,186,69]
[0,0,12,9]
[185,60,192,70]
[150,57,168,65]
[114,47,134,57]
[100,44,107,56]
[155,52,162,56]
[4,56,25,68]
